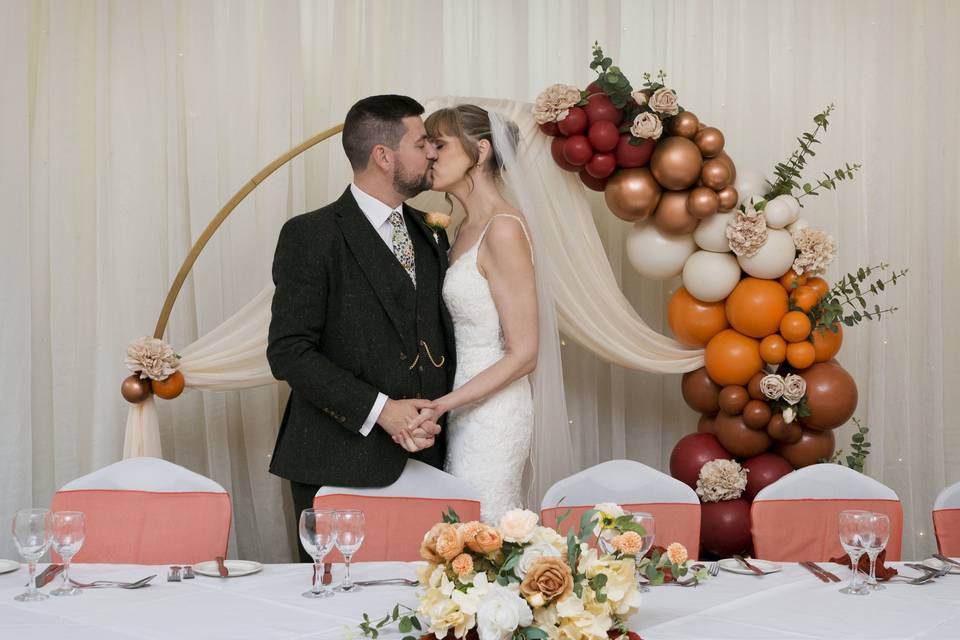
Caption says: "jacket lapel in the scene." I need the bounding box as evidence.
[405,204,449,272]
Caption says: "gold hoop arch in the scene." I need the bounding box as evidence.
[152,123,344,340]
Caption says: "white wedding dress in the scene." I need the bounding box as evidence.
[442,214,534,524]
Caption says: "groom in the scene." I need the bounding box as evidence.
[267,95,456,561]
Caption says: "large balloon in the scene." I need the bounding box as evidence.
[626,220,696,280]
[605,168,662,221]
[725,277,789,338]
[614,134,656,168]
[737,228,796,279]
[715,411,772,458]
[654,190,699,235]
[734,169,768,205]
[669,433,732,490]
[704,329,763,386]
[681,367,722,414]
[693,212,734,252]
[742,453,794,501]
[650,137,702,190]
[775,428,836,468]
[799,362,859,430]
[682,250,741,303]
[700,499,752,557]
[811,323,844,362]
[668,287,729,347]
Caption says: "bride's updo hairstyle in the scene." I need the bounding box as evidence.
[425,105,520,189]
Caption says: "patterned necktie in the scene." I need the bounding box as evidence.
[389,209,416,287]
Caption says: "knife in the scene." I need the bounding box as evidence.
[800,561,829,582]
[35,564,64,588]
[732,554,765,576]
[808,562,841,582]
[933,553,960,570]
[215,556,229,578]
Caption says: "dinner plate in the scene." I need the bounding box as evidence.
[192,559,263,578]
[718,558,782,575]
[922,557,960,575]
[0,559,20,575]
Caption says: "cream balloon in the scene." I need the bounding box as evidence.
[682,250,742,302]
[787,218,809,234]
[762,197,793,229]
[737,228,796,279]
[735,169,768,206]
[693,212,734,252]
[626,220,697,280]
[773,194,801,223]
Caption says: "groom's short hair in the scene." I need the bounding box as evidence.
[342,95,425,170]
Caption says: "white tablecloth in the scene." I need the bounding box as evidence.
[1,560,958,639]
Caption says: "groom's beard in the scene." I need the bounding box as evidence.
[393,161,434,199]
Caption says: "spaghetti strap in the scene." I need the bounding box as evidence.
[477,214,533,254]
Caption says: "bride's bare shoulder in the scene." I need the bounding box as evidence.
[481,214,533,260]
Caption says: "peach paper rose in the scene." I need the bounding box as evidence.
[520,557,574,606]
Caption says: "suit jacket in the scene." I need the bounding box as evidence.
[267,187,456,487]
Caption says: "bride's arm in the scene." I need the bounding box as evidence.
[437,216,539,417]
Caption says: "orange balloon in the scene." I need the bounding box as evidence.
[780,311,812,342]
[668,287,730,347]
[778,271,807,292]
[724,278,790,338]
[759,334,787,364]
[705,329,763,386]
[790,285,819,313]
[811,322,844,362]
[151,370,185,400]
[806,277,829,300]
[786,341,816,369]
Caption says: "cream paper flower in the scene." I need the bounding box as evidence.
[792,227,837,276]
[516,541,563,580]
[726,208,769,257]
[649,87,680,116]
[782,374,807,405]
[696,459,748,502]
[125,336,179,381]
[532,84,582,124]
[760,374,786,400]
[499,509,539,544]
[630,90,649,106]
[630,112,663,140]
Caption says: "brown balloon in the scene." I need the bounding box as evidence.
[766,414,803,444]
[717,151,737,183]
[717,185,739,212]
[650,137,703,190]
[604,167,662,221]
[747,372,766,400]
[798,362,859,430]
[698,413,717,435]
[121,374,152,404]
[682,367,722,414]
[715,411,773,458]
[700,157,733,190]
[775,428,835,469]
[694,127,725,157]
[718,385,749,415]
[653,190,699,235]
[743,400,773,430]
[670,111,700,139]
[687,186,719,219]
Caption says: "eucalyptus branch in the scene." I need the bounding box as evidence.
[765,104,835,200]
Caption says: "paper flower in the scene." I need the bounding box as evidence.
[532,84,582,124]
[760,374,786,400]
[666,542,688,565]
[726,209,768,257]
[630,112,663,140]
[125,336,179,381]
[792,227,837,276]
[696,459,748,502]
[649,87,680,116]
[782,374,807,405]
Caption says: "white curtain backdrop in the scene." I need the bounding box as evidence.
[2,0,957,561]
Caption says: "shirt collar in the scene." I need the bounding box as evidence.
[350,182,399,229]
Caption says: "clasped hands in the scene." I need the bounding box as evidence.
[378,398,447,453]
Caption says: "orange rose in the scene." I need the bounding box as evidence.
[519,556,573,605]
[451,553,474,576]
[420,522,447,564]
[468,525,503,555]
[435,523,464,562]
[424,211,452,230]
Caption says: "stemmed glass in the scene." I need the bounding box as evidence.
[629,512,656,593]
[864,512,890,591]
[333,510,365,593]
[299,508,336,599]
[838,509,873,595]
[50,511,85,597]
[11,509,52,602]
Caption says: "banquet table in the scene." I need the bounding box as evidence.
[1,560,958,639]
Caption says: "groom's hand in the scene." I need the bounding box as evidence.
[377,398,437,438]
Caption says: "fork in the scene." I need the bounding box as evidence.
[905,563,950,578]
[167,566,181,582]
[708,562,720,577]
[352,578,419,587]
[70,575,156,589]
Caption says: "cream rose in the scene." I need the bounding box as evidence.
[516,541,562,579]
[630,89,649,106]
[760,374,785,400]
[499,509,539,543]
[782,373,807,405]
[520,556,574,606]
[532,84,582,125]
[630,112,663,140]
[476,583,533,640]
[649,87,680,116]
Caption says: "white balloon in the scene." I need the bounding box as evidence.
[682,250,742,302]
[763,198,792,229]
[774,194,801,223]
[693,212,734,252]
[735,169,768,206]
[787,218,809,234]
[737,228,796,279]
[626,220,697,280]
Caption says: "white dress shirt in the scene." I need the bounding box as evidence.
[350,183,412,436]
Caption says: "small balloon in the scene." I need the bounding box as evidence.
[716,185,739,212]
[718,385,749,415]
[687,186,720,219]
[766,413,803,444]
[626,219,697,280]
[775,428,836,469]
[742,399,772,430]
[747,372,765,400]
[763,197,793,229]
[715,410,773,457]
[737,228,796,280]
[604,167,662,221]
[681,250,741,303]
[670,111,700,139]
[121,374,152,404]
[615,134,656,168]
[654,190,699,235]
[700,157,733,190]
[694,127,725,157]
[152,370,185,400]
[681,367,722,414]
[693,212,734,252]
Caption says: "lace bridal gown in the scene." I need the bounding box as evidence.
[442,214,534,523]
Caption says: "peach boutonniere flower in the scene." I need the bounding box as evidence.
[424,211,452,242]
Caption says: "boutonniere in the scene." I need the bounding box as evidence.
[423,211,452,243]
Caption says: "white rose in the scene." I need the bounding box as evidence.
[760,374,785,400]
[499,509,539,543]
[516,542,562,579]
[476,583,533,640]
[630,112,663,140]
[782,374,807,405]
[649,87,680,116]
[783,407,796,424]
[630,90,649,106]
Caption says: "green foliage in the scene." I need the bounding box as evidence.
[589,42,634,108]
[823,418,871,472]
[358,604,420,640]
[811,263,907,330]
[441,506,461,524]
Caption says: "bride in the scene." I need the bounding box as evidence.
[394,105,538,523]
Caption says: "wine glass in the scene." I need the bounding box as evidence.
[50,511,85,597]
[11,508,52,602]
[864,512,890,591]
[630,512,656,593]
[299,508,336,599]
[333,510,365,593]
[838,509,873,595]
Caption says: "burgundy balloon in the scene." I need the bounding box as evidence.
[550,137,579,172]
[578,169,608,192]
[584,93,624,126]
[557,106,588,136]
[615,134,656,168]
[700,498,752,557]
[539,121,560,137]
[715,411,773,458]
[586,152,617,179]
[587,121,620,153]
[799,362,859,430]
[718,386,749,415]
[562,135,594,166]
[742,452,794,501]
[681,367,722,414]
[669,433,732,490]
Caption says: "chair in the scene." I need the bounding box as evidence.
[539,459,702,558]
[50,457,231,564]
[750,463,903,561]
[933,480,960,556]
[313,459,481,562]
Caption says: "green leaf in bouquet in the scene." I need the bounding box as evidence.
[398,618,412,634]
[410,618,422,631]
[521,627,550,640]
[553,508,573,532]
[442,506,461,524]
[578,509,600,541]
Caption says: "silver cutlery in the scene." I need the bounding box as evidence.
[807,562,841,582]
[800,561,829,583]
[887,572,935,585]
[351,577,419,587]
[673,575,699,587]
[70,575,156,589]
[708,562,720,577]
[905,562,950,578]
[932,553,960,570]
[181,565,195,579]
[167,566,181,582]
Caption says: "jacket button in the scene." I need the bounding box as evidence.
[399,352,406,360]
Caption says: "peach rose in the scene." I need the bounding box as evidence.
[520,557,574,605]
[424,211,452,230]
[435,524,464,562]
[458,521,484,547]
[612,531,643,556]
[649,87,679,116]
[420,522,448,564]
[499,509,539,543]
[451,552,474,576]
[468,525,503,554]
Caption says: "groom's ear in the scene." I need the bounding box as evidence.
[369,144,393,173]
